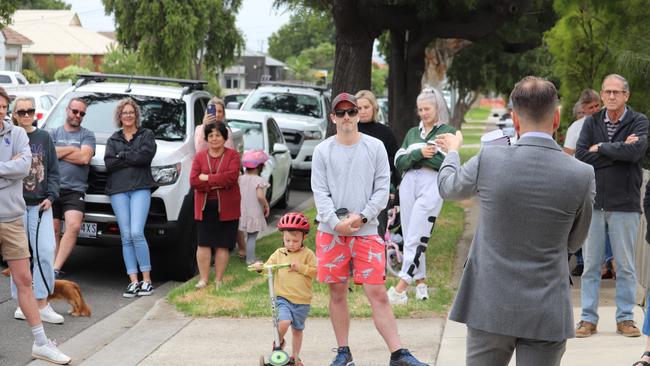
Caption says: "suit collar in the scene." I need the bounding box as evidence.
[515,135,562,151]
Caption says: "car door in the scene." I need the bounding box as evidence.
[267,117,291,201]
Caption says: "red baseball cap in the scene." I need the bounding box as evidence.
[332,92,358,111]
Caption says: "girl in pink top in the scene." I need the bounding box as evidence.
[194,97,234,152]
[238,150,270,264]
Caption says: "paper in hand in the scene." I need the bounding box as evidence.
[480,129,511,146]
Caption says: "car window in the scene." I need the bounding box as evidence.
[40,96,53,110]
[17,76,27,85]
[267,118,284,149]
[0,75,11,83]
[242,91,322,118]
[44,92,187,142]
[194,98,208,126]
[228,120,265,151]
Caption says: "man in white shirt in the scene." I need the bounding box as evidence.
[563,89,601,156]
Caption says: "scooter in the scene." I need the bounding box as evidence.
[248,263,295,366]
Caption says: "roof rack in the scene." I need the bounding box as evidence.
[256,80,328,93]
[75,73,208,93]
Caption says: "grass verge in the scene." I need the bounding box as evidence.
[464,107,491,121]
[168,202,465,318]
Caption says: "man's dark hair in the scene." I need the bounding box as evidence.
[204,122,229,141]
[0,87,9,105]
[67,97,87,108]
[579,89,599,105]
[509,76,559,124]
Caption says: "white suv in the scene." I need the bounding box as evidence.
[41,73,235,280]
[237,82,330,179]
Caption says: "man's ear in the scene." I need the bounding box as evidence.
[512,111,521,133]
[330,114,336,124]
[552,109,560,131]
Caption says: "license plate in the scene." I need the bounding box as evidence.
[61,221,97,238]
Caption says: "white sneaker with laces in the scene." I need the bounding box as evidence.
[415,283,429,300]
[32,339,71,364]
[40,303,64,324]
[15,306,25,320]
[387,286,408,305]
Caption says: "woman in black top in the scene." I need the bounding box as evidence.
[104,98,157,298]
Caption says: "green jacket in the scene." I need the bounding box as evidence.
[395,122,457,175]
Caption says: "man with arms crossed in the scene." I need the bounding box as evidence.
[311,93,427,366]
[50,98,95,277]
[0,87,71,364]
[435,76,595,365]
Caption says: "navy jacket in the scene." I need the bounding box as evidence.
[104,128,158,195]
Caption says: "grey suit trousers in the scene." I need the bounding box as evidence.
[467,327,566,366]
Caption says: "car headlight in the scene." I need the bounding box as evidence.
[151,163,181,185]
[303,130,322,140]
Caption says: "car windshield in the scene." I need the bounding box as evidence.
[228,119,264,151]
[44,92,187,142]
[242,91,322,118]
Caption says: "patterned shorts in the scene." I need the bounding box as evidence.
[315,231,386,285]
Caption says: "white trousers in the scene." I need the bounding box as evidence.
[398,168,443,284]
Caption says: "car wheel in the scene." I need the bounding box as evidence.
[276,173,291,209]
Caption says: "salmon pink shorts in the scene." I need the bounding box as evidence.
[315,231,386,285]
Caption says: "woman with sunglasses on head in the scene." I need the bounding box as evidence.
[104,98,158,298]
[387,86,456,305]
[10,96,65,324]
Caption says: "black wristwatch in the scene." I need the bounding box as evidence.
[359,214,368,224]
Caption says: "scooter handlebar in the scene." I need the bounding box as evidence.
[246,263,291,272]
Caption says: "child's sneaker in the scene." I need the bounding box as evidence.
[289,356,303,366]
[138,281,154,296]
[389,348,429,366]
[330,346,355,366]
[123,282,140,298]
[387,286,408,305]
[32,339,71,364]
[415,283,428,300]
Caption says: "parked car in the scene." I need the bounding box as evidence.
[8,90,57,127]
[236,81,331,179]
[41,73,238,281]
[227,109,292,208]
[224,92,248,109]
[0,71,29,87]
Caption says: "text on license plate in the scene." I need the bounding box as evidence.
[61,221,97,238]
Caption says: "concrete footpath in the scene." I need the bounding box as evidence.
[29,199,649,365]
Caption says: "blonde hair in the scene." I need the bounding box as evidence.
[354,90,379,122]
[11,97,35,125]
[114,98,141,128]
[416,86,450,125]
[208,97,226,120]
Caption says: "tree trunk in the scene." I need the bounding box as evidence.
[388,29,428,144]
[450,91,477,130]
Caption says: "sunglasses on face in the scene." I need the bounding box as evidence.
[69,108,86,117]
[15,108,36,117]
[334,108,359,118]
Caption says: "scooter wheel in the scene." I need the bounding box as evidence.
[260,355,266,366]
[269,349,290,366]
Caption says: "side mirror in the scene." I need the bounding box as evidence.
[272,143,289,155]
[226,101,241,110]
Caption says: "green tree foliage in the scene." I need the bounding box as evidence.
[371,64,388,97]
[267,7,334,62]
[101,44,143,75]
[18,0,69,9]
[0,1,18,27]
[286,42,335,83]
[103,0,244,80]
[22,54,44,81]
[54,65,91,82]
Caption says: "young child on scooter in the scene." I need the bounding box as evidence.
[253,212,316,366]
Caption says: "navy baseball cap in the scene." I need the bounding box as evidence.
[332,93,358,111]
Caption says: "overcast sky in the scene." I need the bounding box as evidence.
[64,0,291,52]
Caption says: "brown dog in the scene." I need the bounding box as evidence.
[1,268,91,317]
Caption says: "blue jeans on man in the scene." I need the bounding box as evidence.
[110,189,152,274]
[581,210,640,324]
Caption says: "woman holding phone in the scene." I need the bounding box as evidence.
[387,86,456,305]
[194,97,234,152]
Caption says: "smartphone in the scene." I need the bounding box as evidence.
[426,140,437,146]
[207,104,216,116]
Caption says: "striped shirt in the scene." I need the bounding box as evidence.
[604,108,628,141]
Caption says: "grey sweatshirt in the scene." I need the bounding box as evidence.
[311,133,389,236]
[0,120,32,222]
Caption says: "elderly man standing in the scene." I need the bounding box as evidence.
[575,74,649,338]
[435,76,595,365]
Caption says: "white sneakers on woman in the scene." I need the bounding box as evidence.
[32,339,71,364]
[15,303,64,324]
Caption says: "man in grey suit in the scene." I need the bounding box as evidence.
[434,76,595,366]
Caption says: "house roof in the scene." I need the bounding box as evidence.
[243,49,286,68]
[1,27,33,45]
[11,10,115,55]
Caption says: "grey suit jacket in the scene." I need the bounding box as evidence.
[438,135,595,341]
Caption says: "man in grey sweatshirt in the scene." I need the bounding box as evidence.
[0,88,71,364]
[311,92,428,366]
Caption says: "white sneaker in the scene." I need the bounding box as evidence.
[387,286,408,305]
[32,339,71,364]
[40,303,64,324]
[415,283,429,300]
[15,306,26,320]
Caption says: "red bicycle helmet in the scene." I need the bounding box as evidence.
[277,212,310,233]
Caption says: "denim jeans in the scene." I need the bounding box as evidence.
[11,206,56,300]
[580,210,639,323]
[110,189,152,275]
[643,292,650,336]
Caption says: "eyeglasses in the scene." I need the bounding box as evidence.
[69,108,86,117]
[602,89,627,97]
[121,111,136,116]
[15,109,36,117]
[334,108,359,118]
